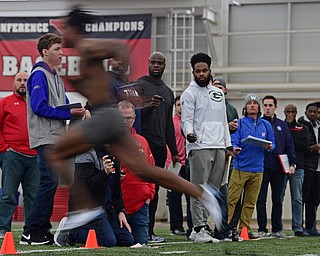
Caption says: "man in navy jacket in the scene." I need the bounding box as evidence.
[257,95,297,239]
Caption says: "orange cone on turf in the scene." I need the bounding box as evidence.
[84,229,99,248]
[240,227,250,240]
[0,232,17,255]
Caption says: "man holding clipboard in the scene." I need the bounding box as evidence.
[228,94,274,239]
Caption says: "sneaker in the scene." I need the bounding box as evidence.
[148,234,166,243]
[271,231,288,239]
[294,231,307,237]
[248,231,259,240]
[19,232,52,245]
[199,184,223,231]
[232,229,241,242]
[171,228,186,235]
[257,231,268,238]
[189,229,197,241]
[54,217,70,246]
[305,228,320,236]
[194,228,219,243]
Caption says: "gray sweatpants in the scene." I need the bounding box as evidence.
[189,148,226,228]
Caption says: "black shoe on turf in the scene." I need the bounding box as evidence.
[19,231,52,245]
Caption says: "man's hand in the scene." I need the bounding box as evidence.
[264,143,272,151]
[228,119,238,131]
[187,133,197,143]
[288,166,296,175]
[150,95,164,109]
[310,144,320,152]
[172,155,181,167]
[70,107,85,116]
[118,212,132,233]
[233,147,242,156]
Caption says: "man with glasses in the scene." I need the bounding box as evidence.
[283,104,310,236]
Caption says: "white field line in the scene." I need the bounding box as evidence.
[17,247,93,254]
[16,241,193,254]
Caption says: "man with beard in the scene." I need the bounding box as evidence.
[0,72,39,238]
[135,52,180,243]
[181,52,232,243]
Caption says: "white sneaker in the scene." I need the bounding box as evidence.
[61,206,104,231]
[189,229,197,241]
[54,217,69,246]
[257,231,268,238]
[194,228,219,243]
[271,231,287,239]
[199,184,223,231]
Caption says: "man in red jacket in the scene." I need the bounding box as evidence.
[0,72,39,238]
[117,100,155,245]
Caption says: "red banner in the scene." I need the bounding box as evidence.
[0,14,152,91]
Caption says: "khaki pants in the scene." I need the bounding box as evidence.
[228,169,263,231]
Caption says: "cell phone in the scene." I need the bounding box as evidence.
[154,95,164,101]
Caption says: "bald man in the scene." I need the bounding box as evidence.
[0,72,39,238]
[134,52,180,242]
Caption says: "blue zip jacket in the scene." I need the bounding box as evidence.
[231,115,275,173]
[263,115,297,172]
[27,61,71,120]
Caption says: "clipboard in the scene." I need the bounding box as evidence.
[241,135,271,148]
[56,102,82,110]
[278,154,290,174]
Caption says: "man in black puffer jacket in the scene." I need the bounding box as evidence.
[298,102,320,236]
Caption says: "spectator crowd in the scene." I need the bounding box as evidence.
[0,7,319,248]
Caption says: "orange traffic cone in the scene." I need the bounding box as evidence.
[84,229,99,248]
[240,227,250,241]
[0,232,17,254]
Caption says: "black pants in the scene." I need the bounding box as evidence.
[147,142,167,237]
[167,162,193,231]
[303,169,320,230]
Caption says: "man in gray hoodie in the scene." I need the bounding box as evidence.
[181,52,232,243]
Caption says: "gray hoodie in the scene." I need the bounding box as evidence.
[181,81,231,156]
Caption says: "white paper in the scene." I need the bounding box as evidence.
[278,154,290,174]
[167,162,182,175]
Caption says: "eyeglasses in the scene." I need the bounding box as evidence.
[123,116,134,122]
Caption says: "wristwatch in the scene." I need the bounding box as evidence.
[291,164,297,169]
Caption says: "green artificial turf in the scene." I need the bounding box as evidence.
[1,223,319,256]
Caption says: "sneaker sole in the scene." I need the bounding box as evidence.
[19,240,51,245]
[54,217,68,246]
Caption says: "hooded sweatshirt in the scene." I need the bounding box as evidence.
[26,61,71,148]
[181,81,231,156]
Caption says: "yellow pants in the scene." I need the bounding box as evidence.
[228,169,263,231]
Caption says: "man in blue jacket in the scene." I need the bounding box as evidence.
[228,94,274,239]
[256,95,297,239]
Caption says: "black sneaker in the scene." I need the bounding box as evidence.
[19,231,52,245]
[171,228,186,235]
